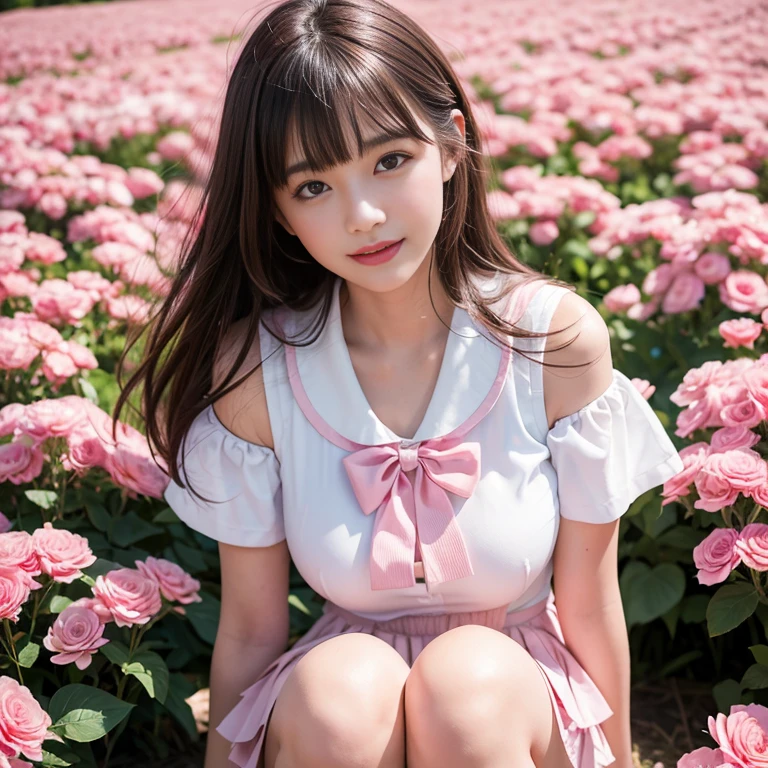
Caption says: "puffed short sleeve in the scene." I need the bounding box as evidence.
[163,406,285,547]
[545,370,684,524]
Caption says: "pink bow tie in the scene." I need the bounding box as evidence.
[342,438,479,591]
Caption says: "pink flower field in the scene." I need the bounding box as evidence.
[0,0,767,765]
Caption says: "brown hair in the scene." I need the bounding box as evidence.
[114,0,581,500]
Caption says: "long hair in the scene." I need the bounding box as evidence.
[114,0,582,500]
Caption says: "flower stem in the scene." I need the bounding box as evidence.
[2,620,23,685]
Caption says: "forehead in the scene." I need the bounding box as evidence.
[283,103,433,175]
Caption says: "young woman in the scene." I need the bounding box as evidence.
[116,0,684,766]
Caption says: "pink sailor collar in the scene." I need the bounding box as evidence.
[284,277,510,447]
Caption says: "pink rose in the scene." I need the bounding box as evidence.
[630,378,656,400]
[719,270,768,314]
[0,443,44,485]
[713,449,768,494]
[18,397,87,443]
[693,529,740,586]
[677,746,738,768]
[694,252,732,285]
[662,273,706,314]
[735,524,768,572]
[710,426,762,452]
[31,522,96,584]
[671,361,724,407]
[745,365,768,411]
[0,532,41,581]
[62,426,109,474]
[694,453,741,512]
[92,568,162,628]
[603,284,641,313]
[0,677,53,762]
[719,318,763,349]
[721,398,766,429]
[135,557,202,604]
[109,445,169,500]
[709,703,768,767]
[528,220,559,246]
[0,571,37,622]
[663,442,710,505]
[43,604,110,670]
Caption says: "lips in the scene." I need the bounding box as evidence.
[348,239,402,256]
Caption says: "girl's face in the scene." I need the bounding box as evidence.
[273,108,465,295]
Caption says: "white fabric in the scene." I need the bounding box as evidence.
[163,276,684,621]
[546,369,684,524]
[163,406,284,547]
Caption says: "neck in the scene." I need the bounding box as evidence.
[339,254,455,352]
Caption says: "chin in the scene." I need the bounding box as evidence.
[343,258,430,295]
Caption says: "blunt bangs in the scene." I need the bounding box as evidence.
[257,48,435,192]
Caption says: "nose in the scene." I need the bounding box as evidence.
[345,194,386,234]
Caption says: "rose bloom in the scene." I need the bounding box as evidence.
[710,426,762,452]
[693,528,740,586]
[31,522,96,584]
[630,378,655,400]
[528,219,559,246]
[0,677,53,763]
[735,524,768,572]
[603,284,641,313]
[663,442,710,505]
[694,453,741,512]
[92,568,162,628]
[662,272,705,314]
[135,557,202,605]
[711,449,768,494]
[0,571,39,622]
[694,251,732,285]
[719,270,768,314]
[0,532,41,581]
[719,318,763,349]
[708,703,768,767]
[0,442,44,486]
[43,604,110,670]
[677,746,737,768]
[745,364,768,411]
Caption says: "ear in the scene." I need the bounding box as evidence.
[442,109,466,183]
[274,206,296,237]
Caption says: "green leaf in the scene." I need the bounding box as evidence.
[572,211,596,229]
[656,526,706,550]
[680,595,710,624]
[100,641,130,667]
[50,596,74,614]
[85,503,111,533]
[81,558,122,588]
[707,583,759,637]
[40,738,82,767]
[183,592,220,645]
[173,541,207,573]
[288,594,312,615]
[77,377,99,406]
[741,664,768,690]
[109,511,162,548]
[122,651,169,704]
[25,490,58,510]
[750,644,768,667]
[623,563,686,627]
[161,673,199,741]
[712,679,742,714]
[17,636,40,668]
[152,507,180,524]
[48,685,134,742]
[561,238,593,261]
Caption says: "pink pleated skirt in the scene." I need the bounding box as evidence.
[216,588,616,768]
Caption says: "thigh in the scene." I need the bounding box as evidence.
[404,625,571,768]
[263,632,410,768]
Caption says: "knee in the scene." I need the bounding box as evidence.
[405,626,540,759]
[272,632,409,766]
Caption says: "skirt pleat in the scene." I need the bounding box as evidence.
[216,589,616,768]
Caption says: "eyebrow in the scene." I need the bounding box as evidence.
[285,130,416,179]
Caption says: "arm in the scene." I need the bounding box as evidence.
[543,290,633,768]
[206,540,290,768]
[204,318,291,768]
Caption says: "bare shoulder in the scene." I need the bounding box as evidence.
[542,288,614,429]
[210,315,274,449]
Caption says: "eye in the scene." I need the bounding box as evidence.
[291,152,412,201]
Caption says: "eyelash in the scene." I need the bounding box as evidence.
[291,152,413,201]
